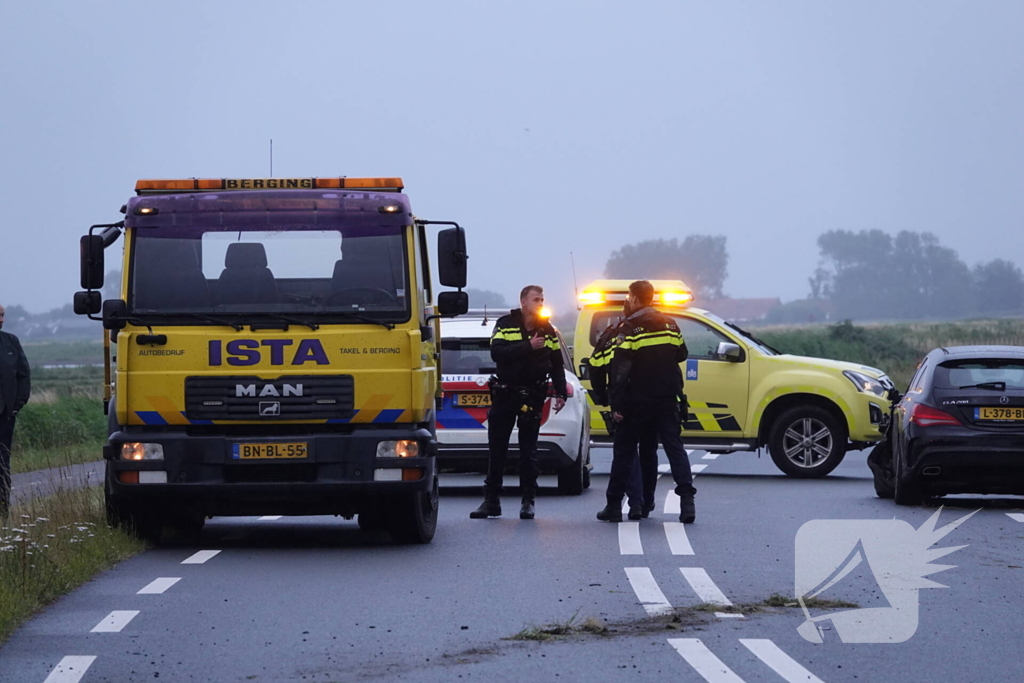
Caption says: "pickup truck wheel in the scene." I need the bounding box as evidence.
[768,406,847,478]
[387,475,439,544]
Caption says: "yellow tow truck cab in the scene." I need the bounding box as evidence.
[73,177,469,543]
[573,280,896,477]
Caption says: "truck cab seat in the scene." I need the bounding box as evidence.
[218,243,279,305]
[133,240,210,311]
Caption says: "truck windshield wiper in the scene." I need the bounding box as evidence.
[724,321,780,355]
[333,312,395,330]
[958,381,1007,391]
[257,313,319,331]
[169,313,244,331]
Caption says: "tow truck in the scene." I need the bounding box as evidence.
[574,280,896,477]
[73,177,468,543]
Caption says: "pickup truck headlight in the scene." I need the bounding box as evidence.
[842,370,888,398]
[121,443,164,460]
[376,440,419,458]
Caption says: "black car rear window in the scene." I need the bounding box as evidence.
[441,339,496,375]
[935,359,1024,389]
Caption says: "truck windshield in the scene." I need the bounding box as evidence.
[129,227,408,321]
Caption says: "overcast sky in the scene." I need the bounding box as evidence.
[2,1,1021,315]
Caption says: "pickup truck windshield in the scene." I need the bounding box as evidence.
[130,227,408,320]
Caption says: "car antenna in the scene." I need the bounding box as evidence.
[571,251,581,311]
[482,305,489,326]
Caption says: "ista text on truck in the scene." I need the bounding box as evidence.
[73,177,469,544]
[574,280,898,478]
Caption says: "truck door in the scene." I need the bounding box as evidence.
[673,316,750,437]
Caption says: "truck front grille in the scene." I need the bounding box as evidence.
[185,375,354,421]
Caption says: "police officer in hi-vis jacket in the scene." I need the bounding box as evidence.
[470,285,567,520]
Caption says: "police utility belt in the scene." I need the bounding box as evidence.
[488,377,546,404]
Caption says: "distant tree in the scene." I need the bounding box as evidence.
[465,288,508,309]
[973,259,1024,313]
[604,235,728,298]
[813,230,976,320]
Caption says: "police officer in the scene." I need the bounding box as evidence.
[470,285,567,520]
[594,281,696,524]
[587,303,659,521]
[0,304,31,516]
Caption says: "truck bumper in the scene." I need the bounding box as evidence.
[104,427,436,518]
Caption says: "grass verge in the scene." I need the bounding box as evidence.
[11,396,106,475]
[0,486,145,644]
[12,441,105,476]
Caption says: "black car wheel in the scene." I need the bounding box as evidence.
[893,440,923,506]
[768,406,847,478]
[557,430,588,495]
[867,438,895,499]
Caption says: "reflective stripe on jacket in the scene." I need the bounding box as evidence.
[489,309,568,397]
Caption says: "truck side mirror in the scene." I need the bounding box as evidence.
[73,291,102,315]
[437,291,469,317]
[102,299,128,330]
[80,235,105,290]
[716,342,743,362]
[437,227,467,288]
[578,358,591,381]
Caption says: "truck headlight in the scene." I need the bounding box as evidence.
[121,443,164,460]
[842,371,888,398]
[376,440,419,458]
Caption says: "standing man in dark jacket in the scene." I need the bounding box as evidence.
[594,281,696,523]
[470,285,567,520]
[0,304,32,514]
[588,305,660,520]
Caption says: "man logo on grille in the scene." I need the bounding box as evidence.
[260,401,281,416]
[794,508,976,643]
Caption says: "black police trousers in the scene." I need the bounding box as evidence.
[484,385,545,496]
[0,413,15,512]
[608,400,695,503]
[626,431,660,509]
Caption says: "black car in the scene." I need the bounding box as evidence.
[870,345,1024,505]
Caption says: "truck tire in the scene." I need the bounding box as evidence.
[105,487,163,543]
[768,405,847,478]
[387,475,439,544]
[893,441,923,506]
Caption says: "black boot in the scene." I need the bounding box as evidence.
[520,497,535,520]
[470,488,501,519]
[679,494,696,524]
[596,497,623,523]
[627,505,643,521]
[640,502,656,519]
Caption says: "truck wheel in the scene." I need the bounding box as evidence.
[768,405,847,478]
[388,475,439,544]
[106,491,163,543]
[893,442,922,506]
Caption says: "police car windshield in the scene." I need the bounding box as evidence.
[441,339,496,375]
[129,227,409,322]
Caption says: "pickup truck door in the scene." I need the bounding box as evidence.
[674,316,750,437]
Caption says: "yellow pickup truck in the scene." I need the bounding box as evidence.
[574,280,896,477]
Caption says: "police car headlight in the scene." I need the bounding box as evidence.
[121,443,164,460]
[842,371,887,398]
[376,440,419,458]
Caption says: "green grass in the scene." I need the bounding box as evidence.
[11,395,106,475]
[30,366,106,400]
[21,340,105,367]
[0,486,146,643]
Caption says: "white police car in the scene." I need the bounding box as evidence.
[437,312,592,494]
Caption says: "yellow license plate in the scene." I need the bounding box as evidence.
[232,442,308,459]
[454,393,491,407]
[977,407,1024,421]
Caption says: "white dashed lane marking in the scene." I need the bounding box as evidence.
[691,463,708,473]
[90,610,139,633]
[624,567,674,616]
[1006,513,1024,523]
[137,577,181,595]
[181,550,221,565]
[664,490,680,515]
[43,656,96,683]
[258,515,283,521]
[664,522,694,555]
[680,567,732,606]
[618,522,644,555]
[740,639,826,683]
[702,453,720,460]
[668,638,746,683]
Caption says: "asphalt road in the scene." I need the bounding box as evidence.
[3,447,1024,682]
